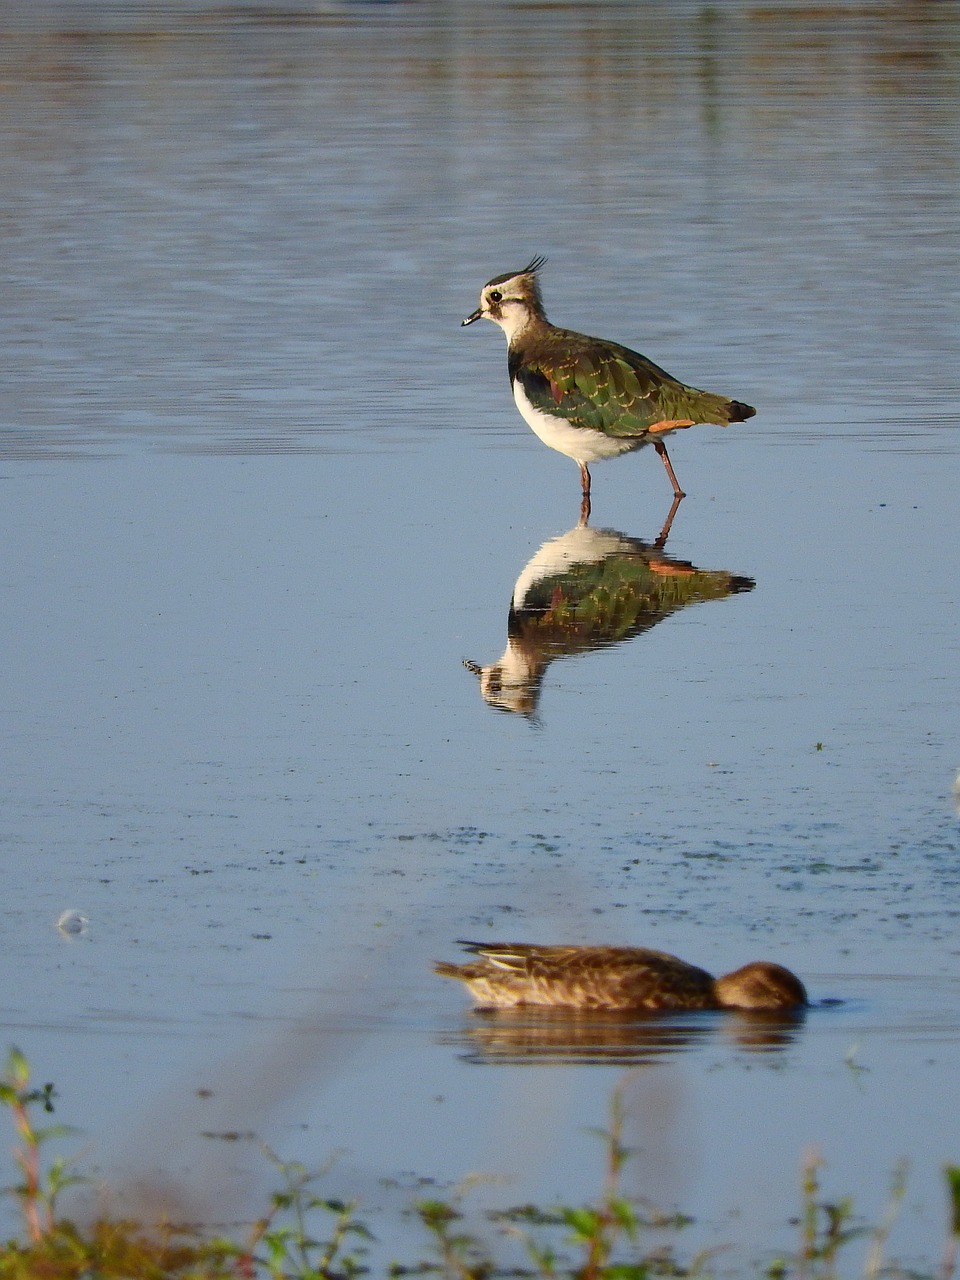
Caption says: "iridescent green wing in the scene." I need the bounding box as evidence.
[514,334,738,436]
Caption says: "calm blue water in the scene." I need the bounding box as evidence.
[2,1,959,1270]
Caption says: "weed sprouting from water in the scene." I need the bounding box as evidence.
[246,1146,374,1280]
[409,1083,704,1280]
[0,1045,83,1244]
[765,1150,911,1280]
[940,1166,960,1280]
[3,1048,960,1280]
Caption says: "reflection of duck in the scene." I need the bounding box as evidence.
[440,1004,803,1066]
[435,942,807,1012]
[439,1007,714,1066]
[465,521,754,715]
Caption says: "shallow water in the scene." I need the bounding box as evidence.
[2,0,960,1269]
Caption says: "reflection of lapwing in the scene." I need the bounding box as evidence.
[462,257,755,520]
[436,941,807,1013]
[465,522,754,716]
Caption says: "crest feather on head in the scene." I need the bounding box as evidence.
[485,255,547,311]
[518,256,546,306]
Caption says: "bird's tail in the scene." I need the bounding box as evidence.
[685,391,756,427]
[725,398,756,424]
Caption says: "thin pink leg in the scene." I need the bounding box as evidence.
[654,439,686,499]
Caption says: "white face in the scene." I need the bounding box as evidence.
[463,266,542,341]
[477,276,533,341]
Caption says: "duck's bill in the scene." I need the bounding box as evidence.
[461,308,482,326]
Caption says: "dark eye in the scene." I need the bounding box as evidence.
[489,290,502,303]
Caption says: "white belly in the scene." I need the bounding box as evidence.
[512,381,643,465]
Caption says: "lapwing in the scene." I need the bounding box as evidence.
[463,257,756,518]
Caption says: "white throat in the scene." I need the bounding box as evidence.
[487,301,537,345]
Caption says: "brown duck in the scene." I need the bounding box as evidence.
[436,941,807,1012]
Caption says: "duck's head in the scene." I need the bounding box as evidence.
[462,256,547,342]
[714,961,808,1011]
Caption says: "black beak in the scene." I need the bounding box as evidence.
[461,308,482,327]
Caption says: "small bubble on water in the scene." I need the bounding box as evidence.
[57,910,89,936]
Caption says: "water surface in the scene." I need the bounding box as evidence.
[2,1,959,1270]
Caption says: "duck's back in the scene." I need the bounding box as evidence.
[437,943,718,1011]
